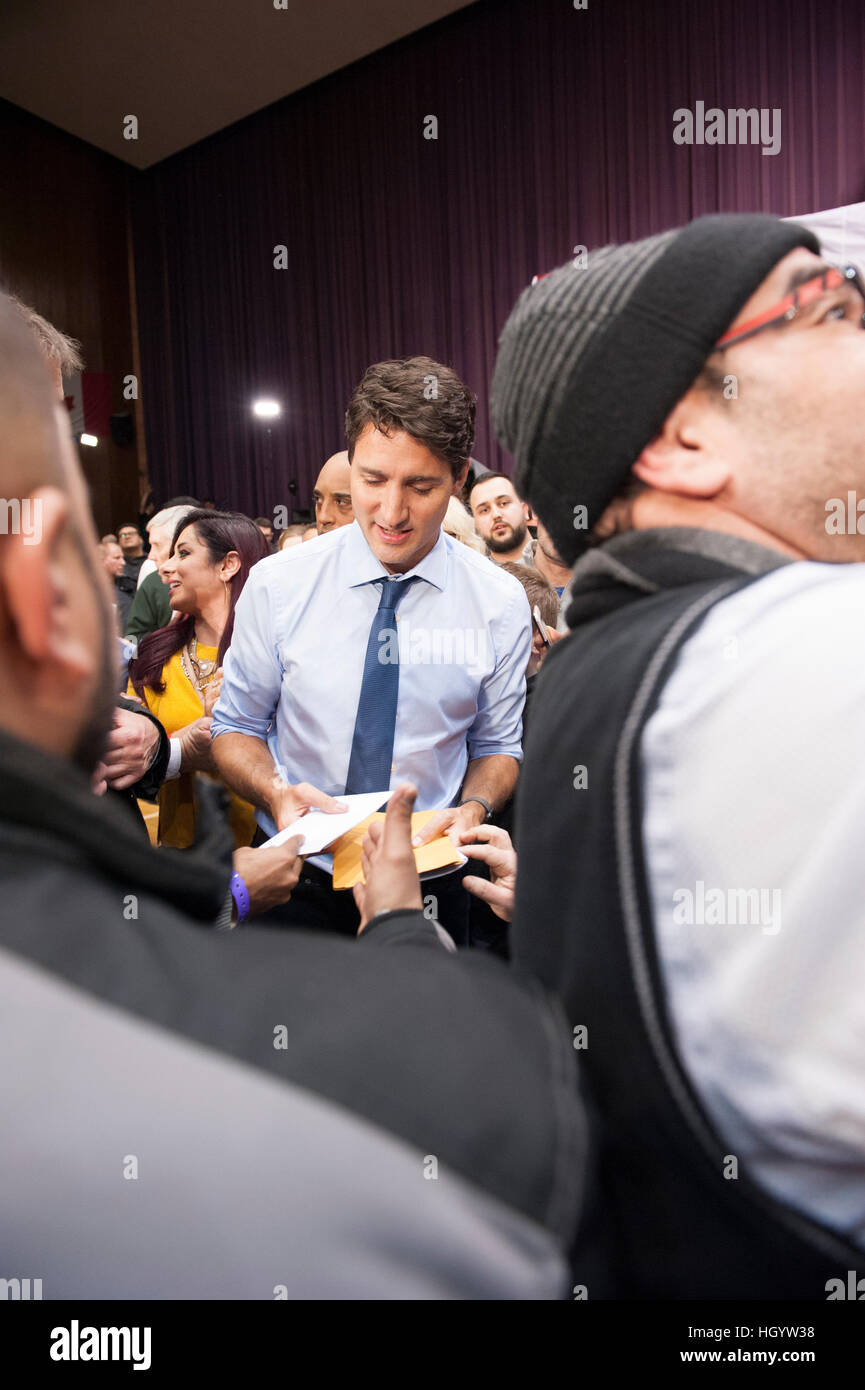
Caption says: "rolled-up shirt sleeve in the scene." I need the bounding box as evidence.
[466,584,531,762]
[211,568,283,742]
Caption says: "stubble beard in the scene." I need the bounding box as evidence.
[487,519,527,555]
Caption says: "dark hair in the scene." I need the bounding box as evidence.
[128,509,269,698]
[585,474,647,549]
[162,495,201,508]
[468,470,515,502]
[345,356,475,480]
[498,561,559,628]
[254,516,272,528]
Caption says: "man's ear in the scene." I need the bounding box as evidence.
[452,460,470,496]
[633,391,732,499]
[0,485,94,679]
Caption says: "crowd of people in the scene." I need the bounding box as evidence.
[95,398,567,943]
[1,209,863,1299]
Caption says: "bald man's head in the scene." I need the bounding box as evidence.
[0,292,116,773]
[313,451,353,534]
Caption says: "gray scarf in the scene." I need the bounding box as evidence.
[561,527,792,631]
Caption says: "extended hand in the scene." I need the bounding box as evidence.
[177,716,214,774]
[355,783,424,932]
[92,705,161,793]
[202,669,224,717]
[410,799,485,849]
[233,837,304,916]
[270,777,347,832]
[458,824,517,922]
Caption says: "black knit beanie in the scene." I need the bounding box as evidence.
[490,214,821,565]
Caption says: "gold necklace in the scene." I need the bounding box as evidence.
[181,638,217,695]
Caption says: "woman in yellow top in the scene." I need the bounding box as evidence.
[127,508,270,849]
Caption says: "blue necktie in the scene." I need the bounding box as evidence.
[344,576,418,794]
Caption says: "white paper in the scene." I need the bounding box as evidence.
[258,790,395,856]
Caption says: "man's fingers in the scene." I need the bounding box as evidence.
[103,764,139,783]
[462,874,513,912]
[104,729,138,755]
[364,819,384,850]
[457,823,512,850]
[459,841,511,874]
[102,743,139,765]
[255,835,304,870]
[107,771,140,790]
[412,807,449,847]
[101,756,130,775]
[274,835,304,859]
[383,783,417,850]
[294,783,348,814]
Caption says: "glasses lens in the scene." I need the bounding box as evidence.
[791,267,865,328]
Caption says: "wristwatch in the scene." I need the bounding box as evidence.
[459,796,493,822]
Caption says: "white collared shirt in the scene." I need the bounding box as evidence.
[212,521,530,841]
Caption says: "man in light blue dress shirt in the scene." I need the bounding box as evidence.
[212,357,531,938]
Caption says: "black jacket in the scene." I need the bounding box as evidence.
[0,728,587,1298]
[512,529,863,1298]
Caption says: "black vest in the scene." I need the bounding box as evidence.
[513,557,863,1298]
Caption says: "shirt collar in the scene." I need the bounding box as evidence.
[341,519,449,592]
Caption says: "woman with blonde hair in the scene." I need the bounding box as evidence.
[442,496,487,553]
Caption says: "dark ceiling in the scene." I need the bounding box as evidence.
[0,0,475,168]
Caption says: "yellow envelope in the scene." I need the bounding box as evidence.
[331,809,464,890]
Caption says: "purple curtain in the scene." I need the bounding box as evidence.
[132,0,865,517]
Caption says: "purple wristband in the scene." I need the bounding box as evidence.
[230,871,250,923]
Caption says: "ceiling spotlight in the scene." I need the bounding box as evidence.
[252,399,281,419]
[80,433,98,447]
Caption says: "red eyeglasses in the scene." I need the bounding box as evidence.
[715,264,865,351]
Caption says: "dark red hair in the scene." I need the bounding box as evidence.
[128,509,270,698]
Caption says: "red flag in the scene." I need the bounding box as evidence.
[62,370,111,439]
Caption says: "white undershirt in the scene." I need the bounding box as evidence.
[165,739,182,780]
